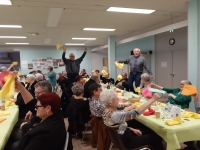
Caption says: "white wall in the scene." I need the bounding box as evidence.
[90,49,108,73]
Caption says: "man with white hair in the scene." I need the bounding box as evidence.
[116,48,152,92]
[25,74,37,96]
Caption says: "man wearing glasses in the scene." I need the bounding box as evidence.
[62,47,87,84]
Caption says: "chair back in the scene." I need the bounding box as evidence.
[106,126,129,150]
[63,131,69,150]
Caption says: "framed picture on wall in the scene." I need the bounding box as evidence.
[28,63,33,69]
[103,58,108,67]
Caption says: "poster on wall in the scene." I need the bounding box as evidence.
[38,58,42,63]
[42,59,46,62]
[32,59,37,62]
[21,60,27,65]
[28,63,33,69]
[58,59,65,67]
[47,57,52,60]
[53,59,58,68]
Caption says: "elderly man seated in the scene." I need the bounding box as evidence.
[115,72,129,90]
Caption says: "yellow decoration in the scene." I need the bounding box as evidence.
[117,74,122,81]
[0,74,15,101]
[165,117,182,126]
[157,103,166,107]
[83,78,89,82]
[134,102,142,107]
[12,62,18,65]
[115,62,124,69]
[5,100,15,107]
[135,87,141,94]
[56,44,63,50]
[102,70,108,76]
[182,84,198,96]
[0,111,10,116]
[182,112,200,119]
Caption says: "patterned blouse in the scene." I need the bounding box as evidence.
[102,108,140,134]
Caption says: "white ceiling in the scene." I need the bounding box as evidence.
[0,0,190,47]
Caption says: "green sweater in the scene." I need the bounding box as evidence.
[47,71,57,86]
[163,88,191,109]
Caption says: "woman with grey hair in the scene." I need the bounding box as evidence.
[101,89,164,150]
[152,80,192,109]
[65,83,90,138]
[35,73,43,82]
[139,73,152,98]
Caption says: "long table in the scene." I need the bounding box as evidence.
[0,106,19,150]
[117,91,200,150]
[136,114,200,150]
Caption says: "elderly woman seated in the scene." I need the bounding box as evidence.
[152,80,192,109]
[35,73,44,82]
[101,89,164,150]
[25,74,37,96]
[7,81,66,150]
[139,73,153,98]
[65,83,90,138]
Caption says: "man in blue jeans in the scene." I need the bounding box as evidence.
[116,48,152,92]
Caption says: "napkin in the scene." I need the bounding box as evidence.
[5,100,15,107]
[0,118,6,123]
[148,88,167,96]
[117,74,122,81]
[0,111,10,116]
[102,70,108,76]
[157,103,166,107]
[143,108,155,116]
[135,87,141,94]
[83,78,89,82]
[115,62,124,69]
[165,117,181,126]
[182,112,200,119]
[181,84,198,96]
[12,62,18,65]
[0,74,15,100]
[56,44,63,50]
[134,102,142,107]
[118,98,123,103]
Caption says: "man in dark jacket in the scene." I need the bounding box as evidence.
[62,47,87,84]
[84,75,99,99]
[115,72,129,90]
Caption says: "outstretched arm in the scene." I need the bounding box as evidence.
[116,58,130,64]
[62,47,69,65]
[77,48,87,63]
[6,64,14,72]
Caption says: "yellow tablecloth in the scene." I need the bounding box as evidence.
[136,114,200,150]
[0,106,19,150]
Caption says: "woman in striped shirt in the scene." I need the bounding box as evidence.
[101,89,164,150]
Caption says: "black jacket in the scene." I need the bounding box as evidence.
[15,93,29,119]
[17,113,66,150]
[17,100,66,150]
[84,79,96,98]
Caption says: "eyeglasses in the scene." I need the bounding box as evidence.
[35,105,43,109]
[35,91,43,95]
[70,55,75,57]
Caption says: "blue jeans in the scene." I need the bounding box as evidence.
[128,72,142,92]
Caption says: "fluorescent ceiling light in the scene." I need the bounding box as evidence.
[0,25,22,28]
[107,7,155,14]
[72,38,96,40]
[6,43,29,45]
[0,36,26,38]
[0,0,12,5]
[83,28,116,31]
[65,43,85,45]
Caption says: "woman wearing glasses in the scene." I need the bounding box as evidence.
[9,81,66,150]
